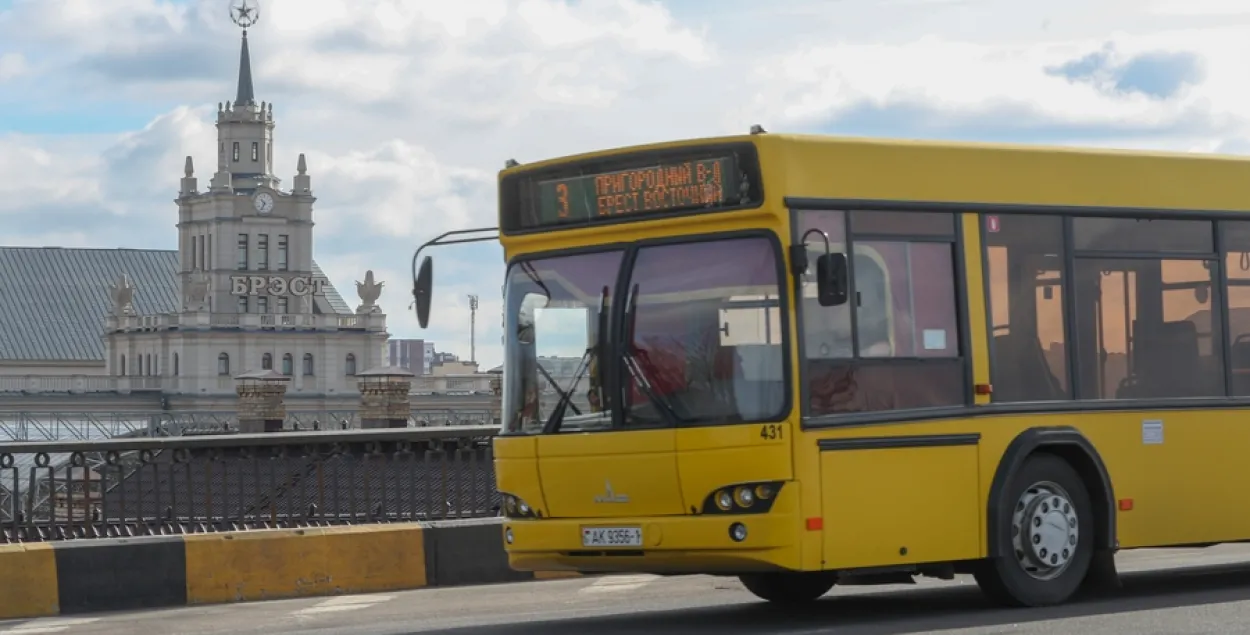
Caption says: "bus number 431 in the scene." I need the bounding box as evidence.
[759,424,784,440]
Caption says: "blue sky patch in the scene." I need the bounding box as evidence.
[1046,43,1205,100]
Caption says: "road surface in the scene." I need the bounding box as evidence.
[9,545,1250,634]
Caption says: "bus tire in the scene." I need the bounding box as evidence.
[974,453,1094,608]
[738,572,836,604]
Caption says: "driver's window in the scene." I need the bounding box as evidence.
[503,249,622,435]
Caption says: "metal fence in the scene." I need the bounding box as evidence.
[0,426,501,544]
[0,409,499,442]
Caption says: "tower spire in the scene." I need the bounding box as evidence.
[235,30,255,108]
[228,0,260,107]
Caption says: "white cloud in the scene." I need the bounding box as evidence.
[6,0,1250,372]
[0,52,27,81]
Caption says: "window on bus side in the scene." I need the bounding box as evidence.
[795,210,965,416]
[1070,216,1222,400]
[983,214,1071,402]
[1222,221,1250,396]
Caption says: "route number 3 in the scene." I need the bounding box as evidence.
[759,424,785,441]
[556,183,570,217]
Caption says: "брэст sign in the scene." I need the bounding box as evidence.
[230,275,328,296]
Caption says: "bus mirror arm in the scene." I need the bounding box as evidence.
[409,226,500,329]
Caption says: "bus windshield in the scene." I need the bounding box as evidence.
[501,236,789,435]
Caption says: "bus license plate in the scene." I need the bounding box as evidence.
[582,526,643,548]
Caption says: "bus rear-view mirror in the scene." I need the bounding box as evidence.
[816,253,848,307]
[414,256,433,328]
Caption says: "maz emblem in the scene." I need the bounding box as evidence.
[593,481,630,504]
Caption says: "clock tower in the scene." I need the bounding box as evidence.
[97,0,389,399]
[175,3,320,317]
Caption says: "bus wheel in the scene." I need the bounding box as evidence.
[739,572,836,604]
[975,453,1094,607]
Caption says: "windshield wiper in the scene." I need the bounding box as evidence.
[619,283,681,427]
[534,364,578,415]
[543,286,610,434]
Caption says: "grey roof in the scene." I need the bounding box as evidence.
[0,247,179,362]
[310,261,355,315]
[0,247,355,362]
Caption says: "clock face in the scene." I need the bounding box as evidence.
[254,192,275,214]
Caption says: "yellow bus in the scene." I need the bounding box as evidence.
[411,129,1250,608]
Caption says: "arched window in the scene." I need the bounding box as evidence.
[217,353,230,376]
[345,354,357,376]
[281,353,293,376]
[302,353,314,376]
[262,353,273,370]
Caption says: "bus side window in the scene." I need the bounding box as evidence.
[984,214,1070,402]
[1221,221,1250,396]
[796,209,964,416]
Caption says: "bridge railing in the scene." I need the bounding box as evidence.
[0,426,501,544]
[0,410,499,442]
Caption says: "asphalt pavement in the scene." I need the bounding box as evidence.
[10,545,1250,634]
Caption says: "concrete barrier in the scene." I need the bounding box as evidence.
[0,518,581,620]
[0,543,59,619]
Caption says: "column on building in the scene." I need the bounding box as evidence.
[235,369,290,433]
[357,366,415,429]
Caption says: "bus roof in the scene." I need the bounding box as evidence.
[500,132,1250,216]
[501,132,1250,175]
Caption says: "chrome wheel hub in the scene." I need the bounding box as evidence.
[1011,481,1079,580]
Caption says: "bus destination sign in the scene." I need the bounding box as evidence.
[534,155,740,225]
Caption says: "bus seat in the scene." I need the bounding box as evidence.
[709,345,740,405]
[629,339,687,399]
[1231,334,1250,394]
[1231,333,1250,370]
[992,332,1065,402]
[1137,320,1206,397]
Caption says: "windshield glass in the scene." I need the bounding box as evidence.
[500,235,788,435]
[501,250,623,435]
[621,236,787,427]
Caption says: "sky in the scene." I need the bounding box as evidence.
[4,0,1250,372]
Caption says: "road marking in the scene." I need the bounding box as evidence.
[0,618,101,634]
[580,574,660,594]
[291,594,396,617]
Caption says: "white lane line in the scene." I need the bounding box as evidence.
[579,574,661,594]
[291,594,396,617]
[0,618,101,634]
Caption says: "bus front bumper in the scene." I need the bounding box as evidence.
[501,512,801,575]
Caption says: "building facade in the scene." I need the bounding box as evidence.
[0,28,391,402]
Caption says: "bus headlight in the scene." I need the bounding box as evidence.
[734,486,755,508]
[501,493,540,519]
[701,481,785,515]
